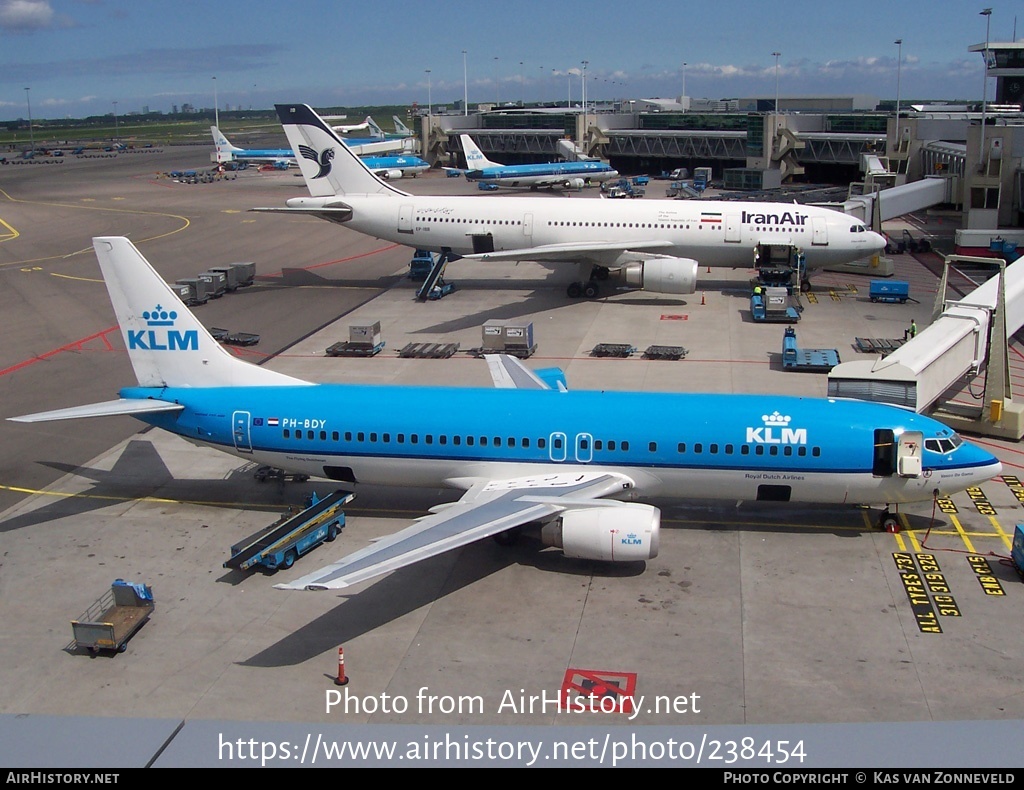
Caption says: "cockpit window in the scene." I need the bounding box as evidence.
[849,224,867,233]
[925,435,964,454]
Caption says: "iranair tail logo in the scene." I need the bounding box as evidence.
[298,144,334,178]
[127,304,199,351]
[746,411,807,445]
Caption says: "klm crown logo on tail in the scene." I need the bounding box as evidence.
[298,144,334,179]
[127,304,199,351]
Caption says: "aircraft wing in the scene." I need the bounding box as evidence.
[463,239,673,266]
[484,354,551,389]
[274,471,634,590]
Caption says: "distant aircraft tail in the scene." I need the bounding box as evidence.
[275,104,409,198]
[392,116,412,136]
[366,116,385,140]
[460,135,502,169]
[211,126,241,163]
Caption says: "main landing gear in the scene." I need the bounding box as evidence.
[567,266,610,299]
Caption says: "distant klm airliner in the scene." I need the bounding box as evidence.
[459,134,620,190]
[9,237,1002,591]
[211,126,427,178]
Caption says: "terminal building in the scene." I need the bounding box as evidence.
[420,40,1024,232]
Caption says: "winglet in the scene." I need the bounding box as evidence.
[485,354,566,391]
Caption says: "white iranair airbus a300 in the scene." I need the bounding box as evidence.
[252,104,886,298]
[8,238,1003,591]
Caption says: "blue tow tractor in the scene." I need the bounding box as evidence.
[869,280,910,304]
[224,490,354,572]
[1012,525,1024,580]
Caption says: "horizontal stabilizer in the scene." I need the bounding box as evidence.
[249,206,353,222]
[9,398,183,423]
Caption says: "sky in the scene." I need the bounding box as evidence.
[0,0,1018,121]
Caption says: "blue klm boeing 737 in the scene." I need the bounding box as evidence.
[9,238,1001,591]
[459,134,620,190]
[212,125,422,173]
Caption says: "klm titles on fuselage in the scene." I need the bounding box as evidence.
[740,210,809,226]
[746,413,807,445]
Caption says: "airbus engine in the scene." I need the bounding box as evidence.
[540,503,660,562]
[380,169,404,180]
[619,254,698,295]
[564,178,586,190]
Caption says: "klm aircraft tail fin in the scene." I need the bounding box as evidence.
[275,104,409,199]
[93,237,308,389]
[211,126,242,163]
[460,135,502,170]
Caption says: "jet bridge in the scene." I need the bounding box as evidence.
[842,176,952,225]
[827,255,1024,438]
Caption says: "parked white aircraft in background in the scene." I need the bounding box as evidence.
[254,104,886,298]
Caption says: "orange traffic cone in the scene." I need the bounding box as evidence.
[335,646,349,686]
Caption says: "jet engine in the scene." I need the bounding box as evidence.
[379,169,404,180]
[540,503,660,562]
[564,178,586,190]
[620,254,699,295]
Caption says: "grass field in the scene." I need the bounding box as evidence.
[1,106,411,149]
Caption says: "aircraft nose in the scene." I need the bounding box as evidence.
[869,231,887,252]
[965,443,1002,484]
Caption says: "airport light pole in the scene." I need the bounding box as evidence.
[979,7,992,168]
[212,75,218,130]
[772,52,781,112]
[894,39,903,119]
[462,50,468,116]
[682,61,687,100]
[425,69,432,116]
[581,60,588,116]
[519,61,524,106]
[24,87,33,153]
[112,101,119,140]
[494,56,500,106]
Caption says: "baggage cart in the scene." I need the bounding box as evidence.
[72,580,154,655]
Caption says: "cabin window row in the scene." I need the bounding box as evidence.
[282,429,551,448]
[417,216,522,225]
[674,441,820,457]
[277,430,819,457]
